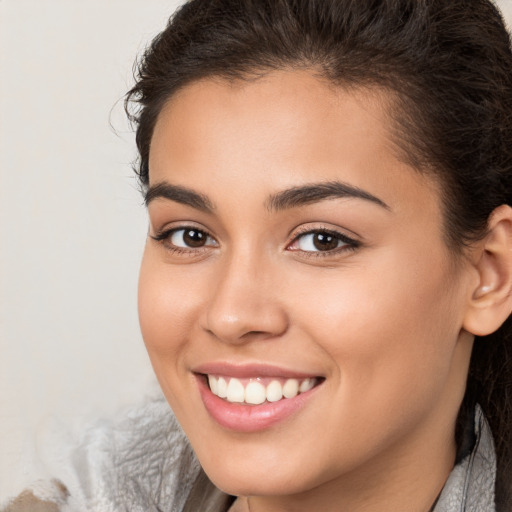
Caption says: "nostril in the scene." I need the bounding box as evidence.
[202,315,288,344]
[240,330,270,338]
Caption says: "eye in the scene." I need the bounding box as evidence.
[288,229,358,254]
[170,228,212,248]
[151,227,218,251]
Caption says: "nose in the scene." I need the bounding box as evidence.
[202,253,289,344]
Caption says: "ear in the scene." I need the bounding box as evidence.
[463,205,512,336]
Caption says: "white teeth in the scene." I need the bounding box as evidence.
[245,381,266,405]
[299,378,314,393]
[208,375,218,395]
[207,375,318,404]
[217,377,228,398]
[266,380,283,402]
[282,378,299,398]
[226,378,245,403]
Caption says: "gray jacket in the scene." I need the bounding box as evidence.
[433,405,496,512]
[1,397,496,512]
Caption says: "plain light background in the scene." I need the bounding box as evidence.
[0,0,183,501]
[1,0,511,503]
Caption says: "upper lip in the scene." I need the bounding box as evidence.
[192,362,322,379]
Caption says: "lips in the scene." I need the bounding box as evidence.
[193,363,324,432]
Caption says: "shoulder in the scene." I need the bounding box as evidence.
[1,393,201,512]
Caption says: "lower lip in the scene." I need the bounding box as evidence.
[196,375,321,432]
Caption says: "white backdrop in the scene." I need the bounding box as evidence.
[1,0,511,504]
[0,0,183,501]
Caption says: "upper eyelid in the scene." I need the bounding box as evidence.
[151,221,215,238]
[286,230,361,261]
[286,224,362,253]
[293,229,355,242]
[151,226,218,254]
[290,231,358,247]
[153,226,213,242]
[288,224,360,243]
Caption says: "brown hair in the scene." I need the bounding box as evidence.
[126,0,512,508]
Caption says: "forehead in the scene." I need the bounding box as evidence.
[149,70,440,214]
[152,71,392,155]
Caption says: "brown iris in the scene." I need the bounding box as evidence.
[313,232,339,251]
[183,229,207,247]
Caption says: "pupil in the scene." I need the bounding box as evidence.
[184,229,206,247]
[313,233,338,251]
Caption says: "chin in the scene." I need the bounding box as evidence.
[194,438,334,498]
[203,464,318,497]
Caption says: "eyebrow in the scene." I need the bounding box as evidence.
[144,179,389,213]
[145,182,214,212]
[266,181,390,211]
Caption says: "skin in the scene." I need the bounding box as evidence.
[138,70,483,512]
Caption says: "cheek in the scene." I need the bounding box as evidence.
[290,246,464,413]
[138,248,212,424]
[138,249,201,367]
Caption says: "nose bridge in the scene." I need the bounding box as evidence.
[203,245,287,343]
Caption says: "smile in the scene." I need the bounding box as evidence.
[194,365,324,432]
[207,375,318,405]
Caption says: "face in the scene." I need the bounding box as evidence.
[139,71,475,499]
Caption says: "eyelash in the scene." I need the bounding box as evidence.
[150,227,217,256]
[151,225,360,258]
[288,226,360,258]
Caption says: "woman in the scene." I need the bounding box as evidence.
[3,0,512,511]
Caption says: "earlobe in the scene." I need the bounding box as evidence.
[463,205,512,337]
